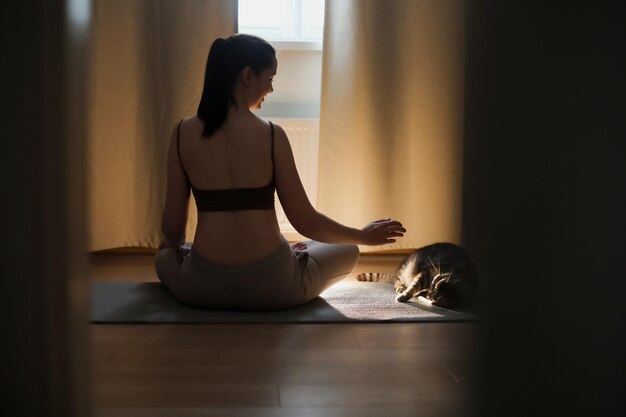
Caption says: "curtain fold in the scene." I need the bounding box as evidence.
[88,0,236,251]
[319,0,465,252]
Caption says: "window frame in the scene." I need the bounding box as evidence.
[237,0,325,51]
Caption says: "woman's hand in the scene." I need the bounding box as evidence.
[360,218,406,246]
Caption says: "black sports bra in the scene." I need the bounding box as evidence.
[177,120,276,212]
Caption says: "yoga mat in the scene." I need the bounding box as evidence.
[91,280,478,323]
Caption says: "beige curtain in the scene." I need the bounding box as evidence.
[319,0,465,252]
[88,0,236,251]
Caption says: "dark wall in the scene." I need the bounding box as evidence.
[462,2,625,416]
[1,1,91,416]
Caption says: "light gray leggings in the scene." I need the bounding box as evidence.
[154,236,360,310]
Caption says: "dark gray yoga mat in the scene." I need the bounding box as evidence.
[91,280,478,323]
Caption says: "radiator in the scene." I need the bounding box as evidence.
[268,118,319,239]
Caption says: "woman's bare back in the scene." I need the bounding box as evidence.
[178,115,283,264]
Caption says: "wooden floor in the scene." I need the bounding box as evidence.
[90,252,481,417]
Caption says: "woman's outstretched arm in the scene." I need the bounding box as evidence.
[273,124,405,245]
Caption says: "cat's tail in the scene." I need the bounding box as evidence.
[356,272,397,283]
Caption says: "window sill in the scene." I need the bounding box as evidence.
[270,40,323,51]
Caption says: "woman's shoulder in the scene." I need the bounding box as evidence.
[253,116,286,137]
[244,115,288,141]
[180,115,201,126]
[176,116,207,140]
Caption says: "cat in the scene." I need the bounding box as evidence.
[357,242,478,309]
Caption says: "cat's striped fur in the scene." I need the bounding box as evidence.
[357,242,478,309]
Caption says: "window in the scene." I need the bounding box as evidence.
[238,0,325,49]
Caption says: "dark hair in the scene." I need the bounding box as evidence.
[197,34,276,137]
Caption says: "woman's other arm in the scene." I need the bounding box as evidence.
[273,125,405,245]
[160,122,191,249]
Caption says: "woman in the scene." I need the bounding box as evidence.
[155,34,406,310]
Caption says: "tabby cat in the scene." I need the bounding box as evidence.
[357,242,478,309]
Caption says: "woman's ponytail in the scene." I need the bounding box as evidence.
[197,38,232,137]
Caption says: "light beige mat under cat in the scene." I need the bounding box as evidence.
[91,280,478,323]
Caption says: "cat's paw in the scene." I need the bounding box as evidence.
[394,283,406,294]
[356,273,368,281]
[395,293,411,302]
